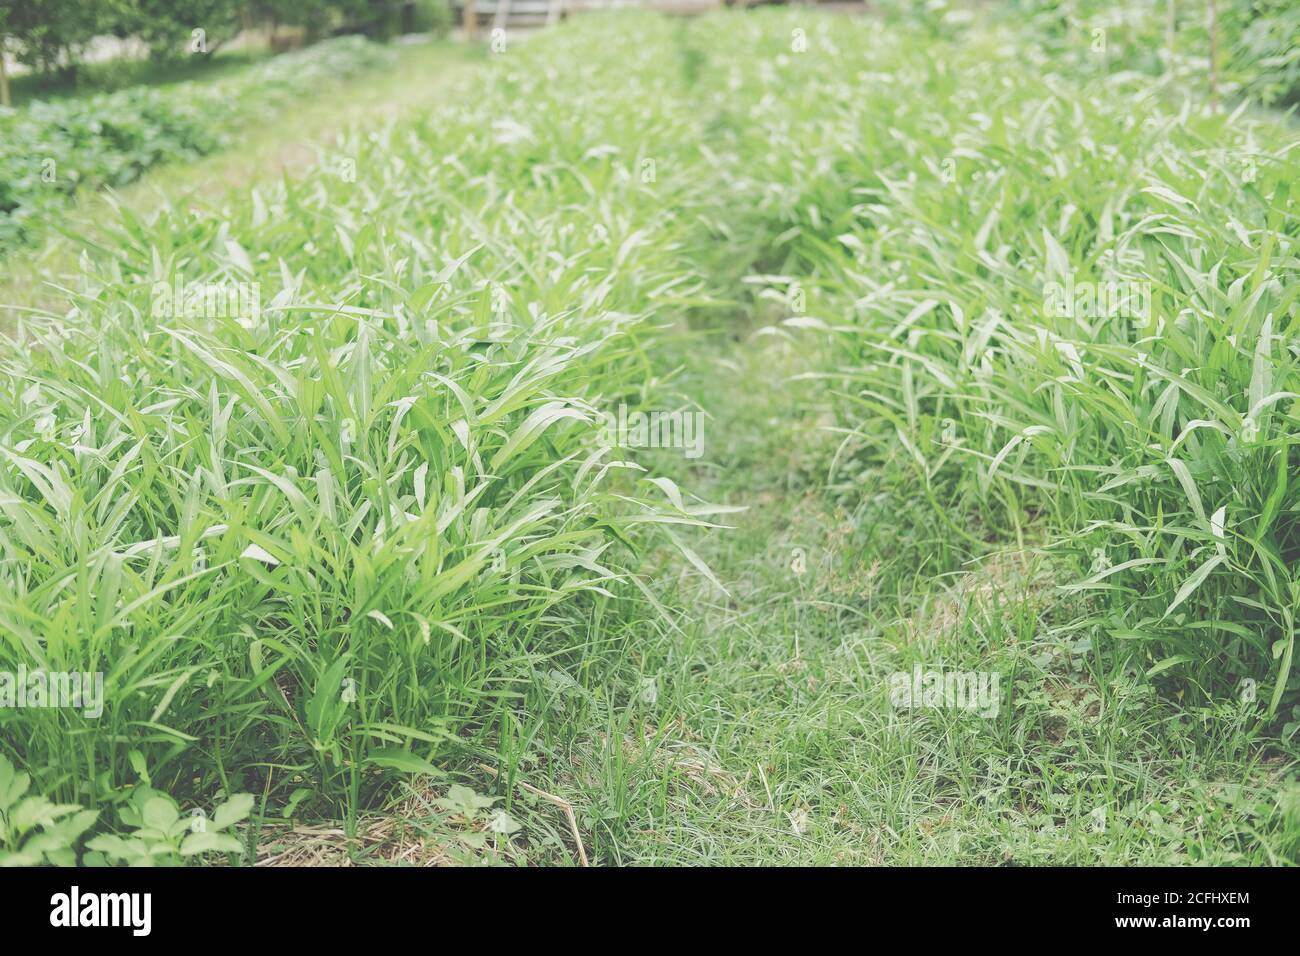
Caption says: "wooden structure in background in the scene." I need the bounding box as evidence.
[457,0,738,31]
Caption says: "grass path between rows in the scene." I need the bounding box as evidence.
[528,320,1297,865]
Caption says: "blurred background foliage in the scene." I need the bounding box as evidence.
[875,0,1299,107]
[0,0,452,91]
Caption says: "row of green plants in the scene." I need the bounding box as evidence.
[0,36,395,254]
[0,13,724,864]
[681,10,1298,713]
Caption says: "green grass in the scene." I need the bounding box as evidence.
[0,8,1297,866]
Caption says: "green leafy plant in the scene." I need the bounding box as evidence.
[85,789,254,866]
[0,754,98,866]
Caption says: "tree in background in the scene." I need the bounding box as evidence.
[0,3,9,105]
[0,0,127,83]
[251,0,340,48]
[1231,0,1300,105]
[333,1,448,40]
[123,0,247,59]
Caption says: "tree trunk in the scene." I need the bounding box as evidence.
[1165,0,1175,64]
[1207,0,1219,108]
[464,0,478,40]
[0,38,10,108]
